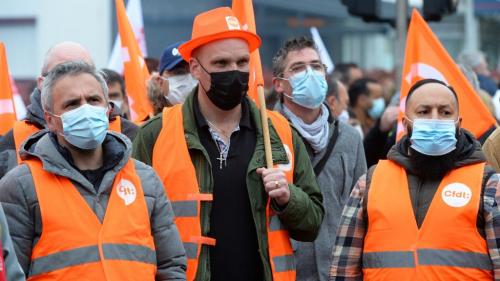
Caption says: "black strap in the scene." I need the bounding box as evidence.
[313,120,340,176]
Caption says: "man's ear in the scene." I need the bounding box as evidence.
[326,95,336,109]
[402,115,411,134]
[44,111,56,131]
[457,116,463,135]
[37,76,44,91]
[189,58,201,80]
[272,77,284,94]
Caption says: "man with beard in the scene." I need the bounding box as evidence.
[329,78,500,281]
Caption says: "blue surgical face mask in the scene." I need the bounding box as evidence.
[408,118,458,156]
[368,97,385,119]
[51,104,109,150]
[283,67,327,109]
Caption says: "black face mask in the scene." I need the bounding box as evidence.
[198,62,249,111]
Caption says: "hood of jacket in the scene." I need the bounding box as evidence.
[26,88,46,127]
[18,129,132,183]
[387,128,486,175]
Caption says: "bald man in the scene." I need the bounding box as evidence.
[0,41,138,178]
[330,79,500,280]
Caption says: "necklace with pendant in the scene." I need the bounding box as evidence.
[206,120,231,169]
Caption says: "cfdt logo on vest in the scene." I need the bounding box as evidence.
[117,179,137,206]
[441,183,472,208]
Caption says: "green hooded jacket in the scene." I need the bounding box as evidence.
[132,91,324,280]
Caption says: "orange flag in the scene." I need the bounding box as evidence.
[115,0,152,122]
[0,43,17,135]
[232,0,264,106]
[397,10,497,139]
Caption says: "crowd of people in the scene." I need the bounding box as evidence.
[0,4,499,281]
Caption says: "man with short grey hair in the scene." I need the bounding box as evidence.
[0,41,138,179]
[0,61,187,280]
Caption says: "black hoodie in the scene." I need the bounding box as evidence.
[364,129,496,235]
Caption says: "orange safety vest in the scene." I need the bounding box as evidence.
[109,116,122,132]
[363,160,492,281]
[13,121,40,163]
[25,158,156,280]
[152,105,296,281]
[13,117,122,164]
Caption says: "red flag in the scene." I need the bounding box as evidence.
[0,43,17,135]
[397,10,497,139]
[232,0,264,106]
[115,0,152,122]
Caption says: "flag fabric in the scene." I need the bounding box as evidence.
[0,43,17,135]
[114,0,152,122]
[397,10,497,139]
[310,27,334,74]
[107,0,147,74]
[232,0,263,106]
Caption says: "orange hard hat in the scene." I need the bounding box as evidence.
[178,7,261,61]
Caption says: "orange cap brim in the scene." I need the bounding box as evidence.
[178,30,261,61]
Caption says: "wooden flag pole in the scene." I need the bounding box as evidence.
[257,85,273,169]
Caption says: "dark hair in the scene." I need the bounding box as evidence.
[272,36,318,77]
[326,78,339,99]
[101,68,125,98]
[166,60,190,76]
[348,78,376,107]
[145,57,159,74]
[332,62,360,85]
[405,78,459,109]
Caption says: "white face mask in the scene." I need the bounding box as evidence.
[338,109,349,123]
[166,74,198,105]
[111,100,123,110]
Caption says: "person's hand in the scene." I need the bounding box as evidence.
[379,105,399,132]
[256,167,290,206]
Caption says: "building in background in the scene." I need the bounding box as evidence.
[1,0,499,104]
[0,0,112,104]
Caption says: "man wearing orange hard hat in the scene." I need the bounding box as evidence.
[133,6,324,281]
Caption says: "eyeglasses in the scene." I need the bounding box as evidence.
[285,62,327,76]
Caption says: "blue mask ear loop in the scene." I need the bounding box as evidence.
[275,66,313,101]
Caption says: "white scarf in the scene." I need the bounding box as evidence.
[282,104,330,153]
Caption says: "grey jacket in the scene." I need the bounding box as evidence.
[0,203,25,281]
[0,130,187,280]
[276,103,367,281]
[0,88,139,179]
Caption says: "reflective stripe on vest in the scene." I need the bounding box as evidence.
[13,120,40,163]
[153,105,215,281]
[363,249,492,270]
[266,110,296,280]
[363,160,492,281]
[26,159,156,280]
[29,243,156,276]
[153,105,296,280]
